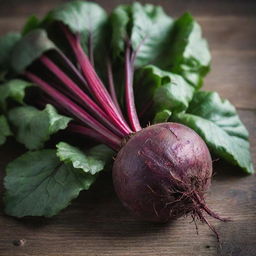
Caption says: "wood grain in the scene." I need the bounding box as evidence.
[0,1,256,256]
[0,0,255,17]
[204,51,256,109]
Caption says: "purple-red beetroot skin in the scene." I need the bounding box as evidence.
[113,122,213,223]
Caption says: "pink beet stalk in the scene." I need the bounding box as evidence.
[26,71,122,149]
[69,124,119,150]
[61,26,132,135]
[106,58,122,115]
[40,56,124,137]
[56,49,89,91]
[69,123,119,150]
[124,46,142,132]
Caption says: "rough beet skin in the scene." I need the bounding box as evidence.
[113,123,225,232]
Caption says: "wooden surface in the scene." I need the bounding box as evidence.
[0,1,256,255]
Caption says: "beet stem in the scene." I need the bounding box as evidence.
[56,49,90,91]
[69,123,119,150]
[26,71,121,149]
[124,46,141,132]
[61,25,132,135]
[40,55,124,138]
[106,58,123,116]
[88,32,94,67]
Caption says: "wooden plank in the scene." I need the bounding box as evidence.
[200,16,256,52]
[0,110,255,256]
[0,0,255,17]
[0,18,24,35]
[205,51,256,109]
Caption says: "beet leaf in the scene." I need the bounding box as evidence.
[8,104,71,150]
[161,13,211,88]
[11,29,56,73]
[173,91,254,174]
[44,1,108,67]
[110,3,173,67]
[4,149,101,217]
[134,65,194,118]
[56,142,113,175]
[0,32,21,79]
[0,79,32,110]
[0,115,12,145]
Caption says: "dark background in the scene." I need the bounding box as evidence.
[0,1,256,256]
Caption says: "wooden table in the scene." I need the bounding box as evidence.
[0,1,255,255]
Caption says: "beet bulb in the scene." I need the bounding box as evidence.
[113,123,226,235]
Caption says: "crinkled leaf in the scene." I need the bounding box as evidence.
[56,142,108,175]
[87,144,114,164]
[22,15,41,35]
[0,32,21,76]
[0,79,33,110]
[173,91,254,174]
[8,104,71,150]
[153,109,172,124]
[152,68,194,112]
[4,149,96,217]
[135,65,194,116]
[110,2,173,67]
[0,115,12,145]
[11,29,56,73]
[163,13,211,88]
[45,1,108,55]
[45,105,71,134]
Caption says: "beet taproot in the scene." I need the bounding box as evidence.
[113,123,226,235]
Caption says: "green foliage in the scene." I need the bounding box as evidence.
[173,91,254,174]
[11,29,55,73]
[8,104,71,150]
[0,115,12,145]
[56,142,112,175]
[0,79,32,110]
[0,32,21,77]
[110,2,173,67]
[4,150,97,217]
[44,1,108,56]
[164,13,211,88]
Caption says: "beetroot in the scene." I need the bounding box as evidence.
[113,123,225,235]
